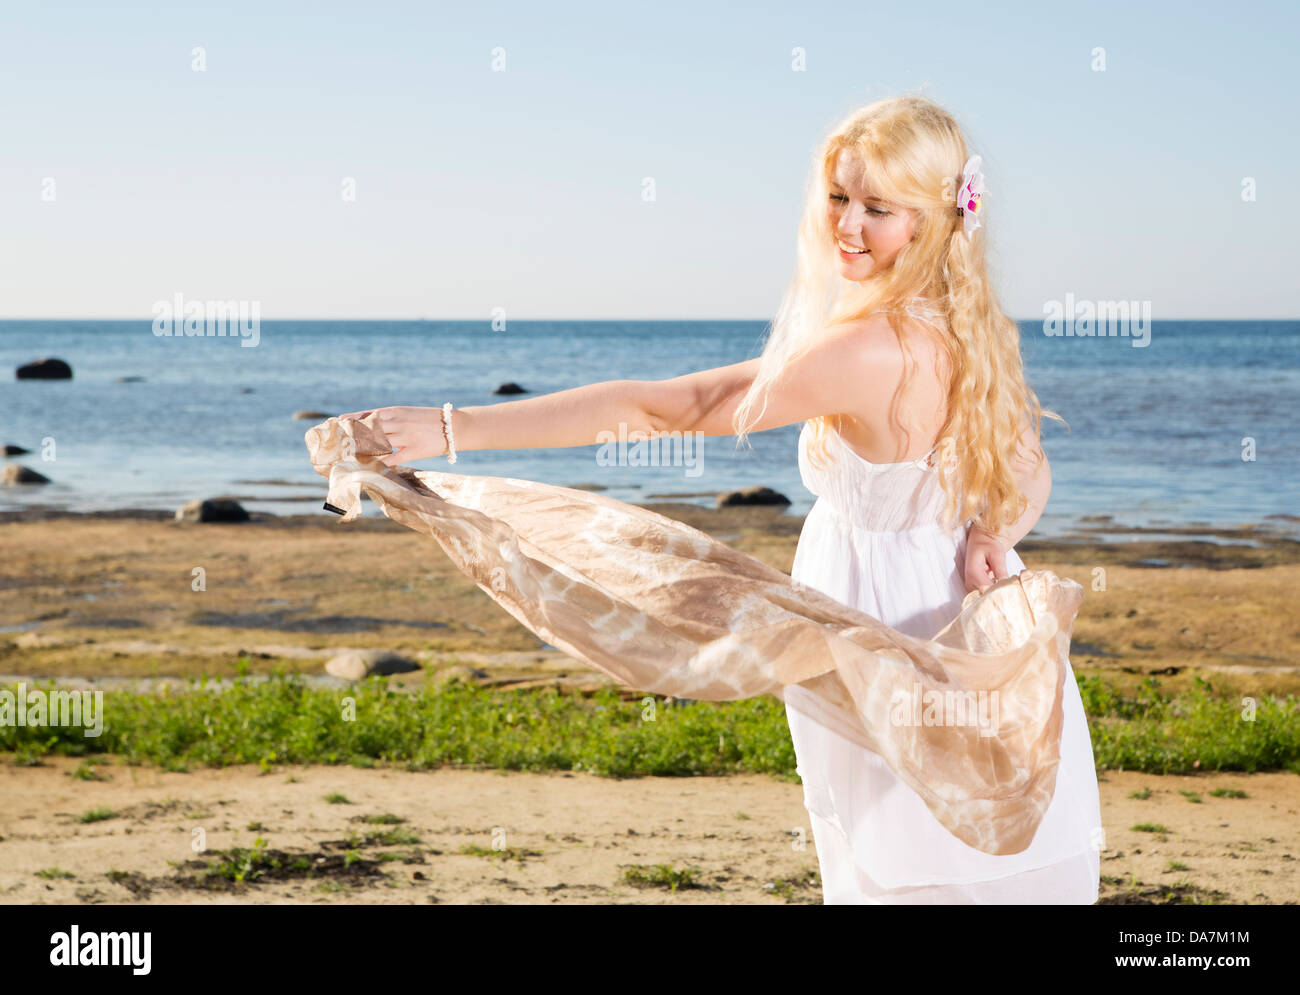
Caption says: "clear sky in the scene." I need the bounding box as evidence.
[2,0,1296,320]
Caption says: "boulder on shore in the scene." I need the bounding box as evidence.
[715,485,791,508]
[175,498,250,522]
[325,649,421,681]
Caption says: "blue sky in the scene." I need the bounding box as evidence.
[2,0,1296,319]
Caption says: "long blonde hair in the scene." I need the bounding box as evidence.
[732,94,1056,536]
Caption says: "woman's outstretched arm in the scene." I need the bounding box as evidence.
[342,317,900,467]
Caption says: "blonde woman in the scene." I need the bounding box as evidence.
[340,95,1102,905]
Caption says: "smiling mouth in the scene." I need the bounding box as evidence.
[836,238,869,255]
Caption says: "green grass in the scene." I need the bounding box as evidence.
[0,673,797,777]
[209,837,271,883]
[366,827,421,847]
[457,843,543,861]
[1209,787,1247,799]
[1132,822,1172,834]
[77,807,118,824]
[36,867,76,880]
[2,671,1297,778]
[324,793,351,805]
[622,863,703,892]
[1078,674,1300,774]
[1128,787,1152,800]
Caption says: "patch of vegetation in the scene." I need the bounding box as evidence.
[622,863,704,892]
[70,761,110,781]
[357,813,406,825]
[1,672,1295,778]
[764,867,821,903]
[36,867,76,880]
[458,843,542,863]
[1209,787,1247,799]
[1127,787,1152,800]
[324,792,351,805]
[1078,674,1300,774]
[1131,822,1172,834]
[170,839,387,893]
[77,807,118,824]
[1099,880,1228,905]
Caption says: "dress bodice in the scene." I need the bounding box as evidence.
[798,423,956,533]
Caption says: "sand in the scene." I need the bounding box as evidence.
[2,757,1295,905]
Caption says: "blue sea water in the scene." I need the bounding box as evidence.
[1,319,1296,538]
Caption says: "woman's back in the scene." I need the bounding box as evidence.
[827,297,951,467]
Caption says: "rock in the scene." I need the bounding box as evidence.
[1,464,50,485]
[114,375,146,383]
[14,632,91,650]
[239,387,254,394]
[175,498,250,522]
[324,649,421,681]
[430,663,490,687]
[493,382,527,395]
[715,485,790,508]
[292,409,331,420]
[15,357,73,380]
[3,444,31,456]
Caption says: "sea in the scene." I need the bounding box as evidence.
[1,319,1296,540]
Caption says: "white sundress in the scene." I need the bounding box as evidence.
[784,315,1104,904]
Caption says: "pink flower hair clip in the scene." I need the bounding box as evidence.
[955,155,985,238]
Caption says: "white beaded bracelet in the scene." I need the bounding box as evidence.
[441,401,457,464]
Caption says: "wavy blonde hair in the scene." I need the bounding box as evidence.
[732,94,1057,536]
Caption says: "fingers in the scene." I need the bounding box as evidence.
[965,553,997,594]
[987,546,1009,581]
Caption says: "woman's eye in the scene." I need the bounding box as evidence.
[829,194,889,217]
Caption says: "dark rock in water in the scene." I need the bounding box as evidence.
[1,464,50,484]
[715,485,790,508]
[325,649,421,681]
[292,409,331,420]
[175,498,250,522]
[493,382,527,395]
[15,357,73,380]
[239,387,254,394]
[115,375,146,383]
[3,444,31,456]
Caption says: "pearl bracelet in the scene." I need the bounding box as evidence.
[441,402,457,464]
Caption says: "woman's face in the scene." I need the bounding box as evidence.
[827,151,918,280]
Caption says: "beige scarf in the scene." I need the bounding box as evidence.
[305,413,1083,856]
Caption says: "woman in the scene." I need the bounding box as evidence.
[338,94,1103,904]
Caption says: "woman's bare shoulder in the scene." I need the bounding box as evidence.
[825,311,945,378]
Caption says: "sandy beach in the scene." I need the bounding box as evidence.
[2,501,1298,904]
[3,758,1296,905]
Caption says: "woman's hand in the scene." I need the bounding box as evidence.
[963,525,1010,594]
[336,406,446,467]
